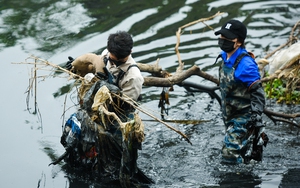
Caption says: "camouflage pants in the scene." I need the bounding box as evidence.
[221,116,252,164]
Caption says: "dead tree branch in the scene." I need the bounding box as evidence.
[137,18,300,128]
[175,11,224,67]
[17,17,300,129]
[113,93,192,145]
[143,65,219,87]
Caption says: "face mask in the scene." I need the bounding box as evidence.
[218,38,235,53]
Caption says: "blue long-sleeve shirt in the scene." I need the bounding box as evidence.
[220,47,260,87]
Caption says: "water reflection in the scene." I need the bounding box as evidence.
[2,0,300,188]
[279,168,300,188]
[215,171,261,188]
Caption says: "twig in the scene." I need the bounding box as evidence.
[264,20,300,60]
[264,41,291,60]
[175,11,224,68]
[289,20,300,43]
[15,55,85,81]
[264,108,300,119]
[34,58,37,114]
[112,93,192,145]
[143,119,209,124]
[61,94,68,132]
[99,105,127,130]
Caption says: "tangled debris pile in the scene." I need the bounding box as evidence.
[54,77,152,186]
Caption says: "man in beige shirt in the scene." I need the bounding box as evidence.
[61,31,152,185]
[104,51,143,102]
[101,31,144,102]
[67,31,144,103]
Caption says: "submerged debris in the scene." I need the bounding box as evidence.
[49,76,153,186]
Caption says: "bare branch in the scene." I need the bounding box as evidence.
[112,93,192,145]
[175,11,224,69]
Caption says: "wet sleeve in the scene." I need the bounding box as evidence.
[248,80,265,115]
[121,69,144,101]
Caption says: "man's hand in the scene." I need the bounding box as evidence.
[66,56,74,70]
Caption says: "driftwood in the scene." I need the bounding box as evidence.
[141,64,219,87]
[135,14,300,128]
[17,13,300,131]
[141,17,300,86]
[140,11,223,86]
[16,56,194,144]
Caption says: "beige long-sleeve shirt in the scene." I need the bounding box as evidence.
[101,49,144,101]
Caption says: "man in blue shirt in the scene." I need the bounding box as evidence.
[215,19,268,164]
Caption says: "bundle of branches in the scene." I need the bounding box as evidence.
[16,55,192,144]
[260,21,300,104]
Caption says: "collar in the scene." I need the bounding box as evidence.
[221,47,247,67]
[108,54,133,72]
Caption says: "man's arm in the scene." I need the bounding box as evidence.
[121,76,143,102]
[248,80,265,115]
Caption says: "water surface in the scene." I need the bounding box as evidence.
[1,0,300,187]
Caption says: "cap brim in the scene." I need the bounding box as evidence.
[215,29,238,40]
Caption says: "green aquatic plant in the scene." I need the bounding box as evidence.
[263,77,300,104]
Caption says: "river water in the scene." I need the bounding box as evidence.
[1,0,300,187]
